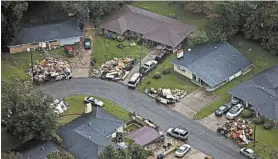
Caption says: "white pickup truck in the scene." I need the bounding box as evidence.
[140,60,158,75]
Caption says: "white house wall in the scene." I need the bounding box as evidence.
[59,37,81,46]
[173,65,193,79]
[228,71,242,81]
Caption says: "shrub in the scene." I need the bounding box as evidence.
[152,72,161,79]
[241,109,253,118]
[116,36,125,42]
[162,67,172,75]
[187,30,209,47]
[264,120,275,130]
[169,13,177,19]
[253,116,264,125]
[146,81,151,84]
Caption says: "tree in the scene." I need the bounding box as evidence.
[2,152,21,159]
[1,1,28,52]
[99,143,152,159]
[244,2,278,55]
[1,79,58,141]
[184,1,214,16]
[56,1,124,26]
[209,2,252,42]
[47,151,75,159]
[187,30,209,47]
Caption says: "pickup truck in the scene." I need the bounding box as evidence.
[140,60,158,75]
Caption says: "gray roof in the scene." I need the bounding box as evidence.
[20,142,59,159]
[127,126,161,146]
[101,5,196,47]
[172,43,253,88]
[58,107,124,159]
[229,65,278,120]
[10,19,82,46]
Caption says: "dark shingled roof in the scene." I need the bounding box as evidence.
[229,65,278,120]
[101,5,196,47]
[127,126,162,146]
[10,19,82,46]
[58,107,124,159]
[172,43,253,88]
[20,142,59,159]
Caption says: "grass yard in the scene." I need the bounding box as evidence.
[58,95,86,126]
[137,54,198,93]
[92,35,149,68]
[1,47,68,81]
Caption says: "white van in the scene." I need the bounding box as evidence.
[128,73,141,88]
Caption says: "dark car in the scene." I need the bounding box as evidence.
[215,104,231,116]
[84,38,91,49]
[155,51,168,62]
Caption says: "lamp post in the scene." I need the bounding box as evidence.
[30,49,34,83]
[253,110,258,147]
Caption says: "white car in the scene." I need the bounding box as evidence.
[226,104,244,119]
[175,144,191,157]
[84,96,104,107]
[167,128,188,140]
[140,60,158,75]
[231,97,240,105]
[127,73,142,88]
[240,148,257,159]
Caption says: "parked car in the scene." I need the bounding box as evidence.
[175,144,191,157]
[64,45,74,57]
[240,148,257,159]
[127,73,142,88]
[84,96,104,107]
[139,60,158,75]
[155,51,168,62]
[167,128,188,140]
[215,104,231,116]
[231,97,240,105]
[84,38,91,49]
[226,104,244,119]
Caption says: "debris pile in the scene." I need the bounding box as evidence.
[144,88,187,104]
[130,112,159,129]
[50,98,69,114]
[27,56,72,84]
[90,57,136,81]
[217,119,254,146]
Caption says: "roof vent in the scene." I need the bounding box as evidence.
[215,46,217,49]
[188,48,192,52]
[232,54,235,57]
[88,135,91,139]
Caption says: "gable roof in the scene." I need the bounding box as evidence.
[58,107,124,159]
[20,142,59,159]
[101,5,196,47]
[229,65,278,120]
[10,18,82,46]
[172,43,253,88]
[127,126,162,146]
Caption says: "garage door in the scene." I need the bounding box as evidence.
[60,37,80,46]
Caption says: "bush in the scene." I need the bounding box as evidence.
[187,30,209,47]
[116,36,125,42]
[241,109,253,118]
[146,81,151,84]
[253,116,264,125]
[162,67,172,75]
[264,120,274,130]
[168,13,177,19]
[152,72,161,79]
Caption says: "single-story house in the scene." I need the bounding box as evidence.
[20,141,59,159]
[127,126,162,147]
[58,107,124,159]
[9,18,83,54]
[172,43,253,91]
[101,5,196,51]
[229,65,278,121]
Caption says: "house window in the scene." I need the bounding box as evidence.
[178,66,186,72]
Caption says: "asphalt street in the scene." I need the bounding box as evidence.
[39,78,246,159]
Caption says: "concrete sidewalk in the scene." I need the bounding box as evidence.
[121,49,159,85]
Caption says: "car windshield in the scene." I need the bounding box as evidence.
[128,81,136,84]
[217,106,226,111]
[85,42,90,46]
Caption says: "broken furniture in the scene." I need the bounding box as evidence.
[145,88,187,104]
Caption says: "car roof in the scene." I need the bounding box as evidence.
[145,60,154,65]
[218,105,227,110]
[246,148,254,154]
[130,73,140,81]
[174,128,187,134]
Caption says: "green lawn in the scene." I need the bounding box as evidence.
[137,54,198,93]
[92,35,149,68]
[1,48,67,81]
[58,95,86,126]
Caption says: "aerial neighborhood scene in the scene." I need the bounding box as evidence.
[2,1,278,159]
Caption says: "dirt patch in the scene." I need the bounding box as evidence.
[172,88,219,118]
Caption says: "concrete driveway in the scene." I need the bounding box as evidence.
[39,78,246,159]
[197,113,228,132]
[165,147,207,159]
[121,49,159,85]
[172,88,220,118]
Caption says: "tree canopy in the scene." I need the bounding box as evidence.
[99,143,152,159]
[47,151,75,159]
[1,1,28,52]
[1,152,21,159]
[1,79,58,141]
